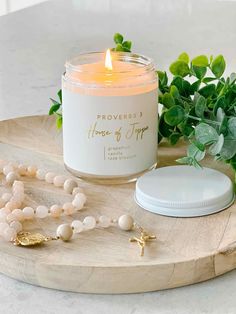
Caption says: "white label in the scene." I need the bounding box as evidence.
[62,89,158,176]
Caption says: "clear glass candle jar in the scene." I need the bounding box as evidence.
[62,51,158,184]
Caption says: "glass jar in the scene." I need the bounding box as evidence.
[62,51,158,184]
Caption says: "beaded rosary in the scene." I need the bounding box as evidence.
[0,160,156,256]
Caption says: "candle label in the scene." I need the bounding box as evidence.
[63,89,158,176]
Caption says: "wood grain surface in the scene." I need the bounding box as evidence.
[0,115,235,294]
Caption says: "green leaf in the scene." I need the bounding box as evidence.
[190,80,201,94]
[228,117,236,138]
[217,108,228,134]
[49,103,61,115]
[122,41,132,51]
[114,33,123,44]
[194,92,206,118]
[213,96,226,115]
[164,105,185,126]
[162,93,175,108]
[169,132,182,145]
[176,156,193,165]
[198,84,216,98]
[50,98,60,106]
[157,71,168,86]
[187,143,206,161]
[202,77,216,83]
[57,89,62,103]
[178,52,189,64]
[209,134,224,155]
[56,115,62,129]
[158,113,174,137]
[195,123,219,145]
[169,61,190,77]
[192,66,207,80]
[121,46,131,52]
[170,85,179,98]
[192,55,208,67]
[171,77,191,96]
[230,73,236,84]
[220,138,236,159]
[115,43,124,51]
[211,55,226,78]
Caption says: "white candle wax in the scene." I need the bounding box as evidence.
[62,51,158,184]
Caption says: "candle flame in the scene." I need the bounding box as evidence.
[105,49,113,70]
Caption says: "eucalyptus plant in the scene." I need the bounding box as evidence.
[49,33,236,185]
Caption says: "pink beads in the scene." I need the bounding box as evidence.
[50,205,62,218]
[62,203,75,216]
[35,206,48,219]
[98,215,111,228]
[4,227,17,241]
[71,220,83,233]
[23,207,35,220]
[83,216,96,230]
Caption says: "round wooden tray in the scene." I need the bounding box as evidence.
[0,115,235,294]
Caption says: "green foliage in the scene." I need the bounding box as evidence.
[48,90,62,129]
[112,33,132,52]
[49,33,236,181]
[158,51,235,176]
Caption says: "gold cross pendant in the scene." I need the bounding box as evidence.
[129,230,156,256]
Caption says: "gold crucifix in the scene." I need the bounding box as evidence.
[129,230,156,256]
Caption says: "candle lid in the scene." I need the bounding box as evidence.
[135,165,235,217]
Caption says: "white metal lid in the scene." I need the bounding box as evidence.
[135,165,235,217]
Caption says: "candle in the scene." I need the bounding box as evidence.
[62,50,158,184]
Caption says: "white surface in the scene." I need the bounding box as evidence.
[0,0,48,16]
[1,0,236,313]
[136,166,234,217]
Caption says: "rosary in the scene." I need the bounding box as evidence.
[0,160,156,256]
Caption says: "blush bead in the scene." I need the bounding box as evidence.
[4,227,17,241]
[27,165,37,176]
[56,224,73,241]
[71,220,83,233]
[5,201,19,211]
[12,209,24,222]
[118,214,134,231]
[11,192,24,204]
[50,205,62,218]
[18,164,27,176]
[98,215,111,228]
[53,175,67,187]
[1,193,12,203]
[0,212,7,222]
[0,208,11,216]
[10,221,22,233]
[6,171,19,184]
[72,187,84,196]
[63,202,75,215]
[83,216,96,230]
[72,198,84,210]
[63,179,78,194]
[3,165,14,176]
[6,213,17,223]
[23,207,34,219]
[36,169,46,180]
[45,172,56,184]
[35,206,48,218]
[0,198,5,208]
[74,193,87,205]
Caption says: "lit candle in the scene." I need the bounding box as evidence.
[62,50,158,184]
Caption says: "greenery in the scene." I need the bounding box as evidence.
[49,33,236,184]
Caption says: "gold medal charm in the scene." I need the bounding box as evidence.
[13,232,54,247]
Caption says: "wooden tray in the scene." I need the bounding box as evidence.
[0,115,235,294]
